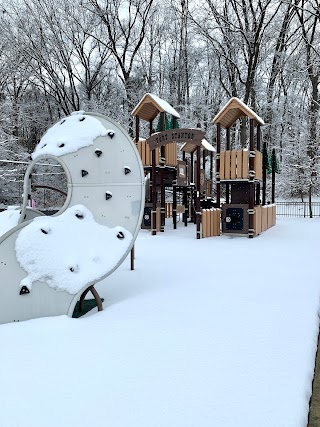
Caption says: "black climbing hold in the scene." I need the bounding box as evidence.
[108,131,115,139]
[82,170,89,177]
[105,192,112,200]
[70,267,75,272]
[41,228,49,234]
[79,117,85,122]
[117,231,125,240]
[20,286,30,295]
[58,143,65,148]
[95,149,102,158]
[76,213,84,219]
[124,167,131,175]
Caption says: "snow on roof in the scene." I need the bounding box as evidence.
[15,205,133,294]
[32,112,108,160]
[131,93,180,121]
[0,209,20,238]
[180,139,215,154]
[212,97,265,128]
[201,139,216,152]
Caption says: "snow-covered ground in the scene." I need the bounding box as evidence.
[0,218,319,427]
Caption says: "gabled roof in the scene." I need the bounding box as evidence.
[212,97,264,128]
[180,139,216,154]
[131,93,180,121]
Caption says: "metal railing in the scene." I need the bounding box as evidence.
[276,201,320,217]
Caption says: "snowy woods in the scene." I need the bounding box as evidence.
[0,0,319,205]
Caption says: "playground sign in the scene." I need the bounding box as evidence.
[147,128,205,150]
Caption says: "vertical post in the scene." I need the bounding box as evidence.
[173,115,178,229]
[190,152,194,184]
[216,123,221,208]
[149,120,153,202]
[196,145,201,239]
[262,140,267,206]
[271,148,276,204]
[130,245,135,270]
[257,124,261,151]
[248,119,255,238]
[202,149,206,172]
[183,187,188,226]
[210,151,213,196]
[226,127,230,204]
[172,116,177,129]
[160,112,165,232]
[173,178,177,229]
[152,148,157,235]
[135,116,140,143]
[256,124,261,205]
[191,151,195,223]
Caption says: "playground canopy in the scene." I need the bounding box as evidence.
[131,93,180,121]
[213,97,265,128]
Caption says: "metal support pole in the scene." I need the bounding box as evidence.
[196,146,201,239]
[262,141,267,206]
[173,180,177,229]
[130,245,135,270]
[183,187,188,226]
[160,112,165,232]
[216,123,221,208]
[248,119,255,238]
[152,149,157,235]
[271,149,276,204]
[226,127,230,204]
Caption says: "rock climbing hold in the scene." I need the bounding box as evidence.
[20,286,30,295]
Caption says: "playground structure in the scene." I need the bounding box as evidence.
[213,98,276,237]
[0,112,145,325]
[132,94,276,238]
[132,93,216,239]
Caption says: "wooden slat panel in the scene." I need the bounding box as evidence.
[267,205,273,229]
[209,209,214,236]
[254,205,261,235]
[156,207,161,232]
[220,151,225,180]
[206,210,211,237]
[175,143,177,164]
[242,150,248,179]
[137,140,142,164]
[202,210,207,238]
[225,150,231,179]
[146,142,151,165]
[255,150,262,180]
[212,209,217,236]
[142,140,146,165]
[236,150,243,179]
[231,150,237,179]
[262,206,268,232]
[216,209,221,236]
